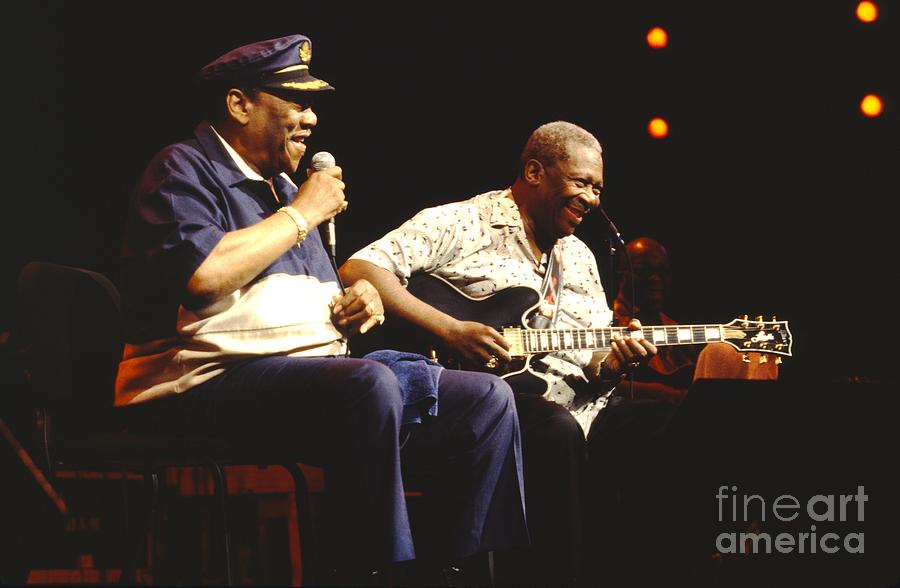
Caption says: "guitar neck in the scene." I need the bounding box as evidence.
[505,324,732,356]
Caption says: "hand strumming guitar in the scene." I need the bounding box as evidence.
[439,318,512,369]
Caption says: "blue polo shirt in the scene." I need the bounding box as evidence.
[120,121,336,343]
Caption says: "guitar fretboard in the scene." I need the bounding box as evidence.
[505,324,731,356]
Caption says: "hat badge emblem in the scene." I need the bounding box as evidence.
[299,40,312,64]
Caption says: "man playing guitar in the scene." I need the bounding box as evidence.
[342,121,656,587]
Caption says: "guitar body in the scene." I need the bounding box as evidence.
[354,274,555,395]
[406,274,538,331]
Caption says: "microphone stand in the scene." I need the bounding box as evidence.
[597,207,635,401]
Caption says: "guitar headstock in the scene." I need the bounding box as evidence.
[722,315,793,358]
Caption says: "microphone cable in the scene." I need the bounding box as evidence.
[326,242,346,293]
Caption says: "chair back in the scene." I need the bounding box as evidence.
[14,261,124,439]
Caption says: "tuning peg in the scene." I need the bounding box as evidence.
[740,314,749,321]
[775,343,784,350]
[771,315,777,322]
[742,353,751,363]
[775,357,782,365]
[743,341,752,348]
[758,355,768,364]
[755,315,763,322]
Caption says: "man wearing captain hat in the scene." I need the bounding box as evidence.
[114,34,527,583]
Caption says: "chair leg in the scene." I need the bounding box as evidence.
[120,468,160,586]
[280,462,316,586]
[117,468,138,585]
[487,551,496,587]
[146,470,161,584]
[205,460,234,586]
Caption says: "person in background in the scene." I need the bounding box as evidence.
[584,235,777,585]
[611,236,699,402]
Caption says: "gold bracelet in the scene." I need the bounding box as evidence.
[277,207,309,245]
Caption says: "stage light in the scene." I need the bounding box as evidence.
[648,117,669,139]
[860,94,883,117]
[856,1,878,23]
[646,27,668,49]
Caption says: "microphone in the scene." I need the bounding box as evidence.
[597,206,632,311]
[597,206,625,248]
[310,151,338,258]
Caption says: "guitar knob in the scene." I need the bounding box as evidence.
[775,357,783,365]
[742,353,751,363]
[759,355,768,364]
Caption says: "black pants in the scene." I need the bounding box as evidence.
[494,392,586,587]
[582,396,681,587]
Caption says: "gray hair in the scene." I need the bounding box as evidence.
[519,121,602,175]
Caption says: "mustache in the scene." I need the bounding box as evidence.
[566,198,595,215]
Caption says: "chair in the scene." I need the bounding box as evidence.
[12,261,318,585]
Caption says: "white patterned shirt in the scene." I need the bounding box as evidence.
[350,189,615,434]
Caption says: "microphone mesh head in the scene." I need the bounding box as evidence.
[310,151,336,171]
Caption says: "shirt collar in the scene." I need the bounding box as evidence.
[210,124,266,181]
[193,122,251,188]
[489,188,524,228]
[199,123,298,201]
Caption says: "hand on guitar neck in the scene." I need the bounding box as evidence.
[585,318,658,384]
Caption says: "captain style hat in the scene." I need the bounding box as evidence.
[198,34,334,92]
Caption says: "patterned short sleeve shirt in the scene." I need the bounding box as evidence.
[350,189,615,430]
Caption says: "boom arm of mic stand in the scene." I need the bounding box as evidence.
[597,206,635,400]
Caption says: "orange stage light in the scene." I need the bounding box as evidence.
[856,1,878,23]
[646,27,668,49]
[648,117,669,138]
[860,94,883,117]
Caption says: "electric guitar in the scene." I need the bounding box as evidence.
[368,274,793,395]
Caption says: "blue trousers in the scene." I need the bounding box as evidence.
[120,356,528,569]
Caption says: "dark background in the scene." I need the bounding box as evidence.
[2,0,898,382]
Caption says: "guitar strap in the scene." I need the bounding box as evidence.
[528,241,565,330]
